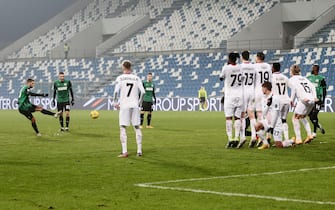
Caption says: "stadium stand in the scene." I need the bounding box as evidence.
[113,0,277,53]
[1,48,334,99]
[300,18,335,47]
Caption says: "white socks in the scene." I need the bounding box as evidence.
[282,122,289,140]
[250,118,257,140]
[134,127,142,154]
[240,117,246,141]
[300,118,312,136]
[282,139,294,147]
[120,126,127,154]
[226,119,233,140]
[292,118,301,140]
[234,119,241,140]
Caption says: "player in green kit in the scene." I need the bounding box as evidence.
[140,72,156,129]
[307,65,327,137]
[52,72,74,131]
[18,78,61,136]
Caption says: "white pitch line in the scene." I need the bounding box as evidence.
[135,166,335,205]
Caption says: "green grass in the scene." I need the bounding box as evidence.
[0,110,334,210]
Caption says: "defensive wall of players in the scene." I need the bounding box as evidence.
[0,97,334,112]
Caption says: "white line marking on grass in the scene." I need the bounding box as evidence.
[135,166,335,205]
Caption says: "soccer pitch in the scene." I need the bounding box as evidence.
[0,110,334,210]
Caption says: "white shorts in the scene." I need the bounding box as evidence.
[255,92,263,112]
[294,101,314,116]
[280,103,290,120]
[119,107,140,126]
[224,96,242,118]
[242,92,255,112]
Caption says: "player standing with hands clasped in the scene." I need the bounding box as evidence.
[113,60,145,158]
[140,72,156,128]
[18,79,61,136]
[52,72,74,132]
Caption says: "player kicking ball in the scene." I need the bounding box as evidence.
[18,78,61,136]
[113,60,145,158]
[255,82,294,149]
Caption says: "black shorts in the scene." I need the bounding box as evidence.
[19,105,36,120]
[200,97,206,103]
[142,101,153,112]
[57,102,71,112]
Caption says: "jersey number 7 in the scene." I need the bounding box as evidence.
[126,83,134,97]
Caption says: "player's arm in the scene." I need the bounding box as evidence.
[138,80,145,107]
[152,86,156,104]
[69,81,74,105]
[321,78,327,104]
[219,66,226,81]
[288,81,296,106]
[113,80,121,106]
[53,82,57,101]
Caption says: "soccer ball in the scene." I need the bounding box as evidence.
[90,110,100,119]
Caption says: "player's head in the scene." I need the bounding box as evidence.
[59,72,65,82]
[290,64,301,76]
[241,50,250,62]
[27,78,35,88]
[147,72,153,82]
[228,52,239,65]
[122,60,132,74]
[256,52,265,63]
[262,81,272,95]
[311,64,319,75]
[254,121,264,132]
[272,63,281,73]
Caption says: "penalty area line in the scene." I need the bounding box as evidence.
[135,166,335,205]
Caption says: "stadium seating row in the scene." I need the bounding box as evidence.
[113,0,277,53]
[1,47,334,99]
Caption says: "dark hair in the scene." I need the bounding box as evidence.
[262,81,272,91]
[256,52,265,61]
[27,78,34,83]
[228,52,238,64]
[59,72,64,75]
[272,63,281,72]
[313,64,320,72]
[148,72,152,75]
[122,60,131,69]
[241,51,250,61]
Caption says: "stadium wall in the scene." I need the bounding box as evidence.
[1,97,334,112]
[0,0,91,61]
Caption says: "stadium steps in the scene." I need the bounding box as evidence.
[106,0,140,18]
[104,0,188,56]
[300,18,335,48]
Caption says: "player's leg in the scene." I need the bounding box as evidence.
[292,114,302,144]
[232,106,242,148]
[224,102,234,148]
[146,102,154,128]
[118,109,130,158]
[65,102,71,131]
[140,110,145,128]
[280,104,290,140]
[238,111,246,148]
[254,121,269,149]
[131,107,142,156]
[57,102,64,130]
[35,105,60,117]
[302,104,314,144]
[20,109,40,135]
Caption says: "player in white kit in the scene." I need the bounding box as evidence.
[220,53,243,148]
[288,65,317,145]
[254,52,272,121]
[237,51,257,148]
[271,63,290,141]
[255,82,295,149]
[113,60,145,157]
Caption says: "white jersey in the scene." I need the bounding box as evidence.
[288,75,316,102]
[240,62,256,94]
[272,72,290,104]
[254,62,272,94]
[219,64,243,98]
[114,73,145,109]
